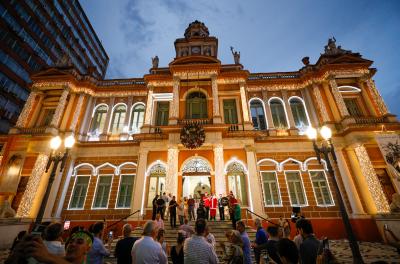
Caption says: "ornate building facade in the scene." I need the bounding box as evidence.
[0,21,399,240]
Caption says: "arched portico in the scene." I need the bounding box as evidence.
[179,156,213,199]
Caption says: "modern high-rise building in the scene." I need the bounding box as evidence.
[0,0,109,133]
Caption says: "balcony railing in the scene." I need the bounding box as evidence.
[17,127,47,134]
[178,118,212,125]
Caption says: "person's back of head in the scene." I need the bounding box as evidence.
[255,218,262,228]
[177,231,186,244]
[267,225,279,238]
[236,220,245,232]
[195,219,207,235]
[296,218,313,235]
[142,220,156,237]
[122,224,132,238]
[278,238,299,264]
[184,218,189,225]
[230,230,243,247]
[91,222,104,235]
[44,223,63,241]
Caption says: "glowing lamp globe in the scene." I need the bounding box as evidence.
[306,127,317,140]
[50,136,62,150]
[64,135,75,148]
[320,126,332,140]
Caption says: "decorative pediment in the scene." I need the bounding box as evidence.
[170,55,220,66]
[30,67,77,80]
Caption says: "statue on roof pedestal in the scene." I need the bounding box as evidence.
[230,46,240,64]
[152,55,159,68]
[324,37,351,56]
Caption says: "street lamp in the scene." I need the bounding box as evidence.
[306,126,364,264]
[34,135,75,229]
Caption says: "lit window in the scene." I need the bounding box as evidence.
[93,175,112,208]
[186,92,207,119]
[289,98,309,128]
[223,99,238,124]
[129,104,144,134]
[309,171,333,206]
[285,171,307,206]
[69,176,90,209]
[147,164,166,207]
[90,105,108,134]
[110,105,127,133]
[250,100,267,130]
[270,99,288,129]
[116,174,135,208]
[261,171,281,206]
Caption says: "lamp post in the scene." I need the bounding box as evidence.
[306,126,364,264]
[34,135,75,229]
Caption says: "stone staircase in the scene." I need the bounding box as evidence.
[107,219,257,263]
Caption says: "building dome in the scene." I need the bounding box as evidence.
[184,20,210,39]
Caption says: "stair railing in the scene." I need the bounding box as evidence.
[245,208,279,227]
[105,209,141,231]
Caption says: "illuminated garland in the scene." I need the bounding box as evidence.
[180,123,205,149]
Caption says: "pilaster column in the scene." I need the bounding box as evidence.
[334,149,365,215]
[364,78,389,115]
[169,77,180,125]
[211,75,222,123]
[245,146,264,216]
[213,144,226,196]
[132,149,148,215]
[16,154,49,218]
[166,146,179,195]
[144,86,154,126]
[282,90,296,128]
[60,93,76,130]
[55,158,75,217]
[69,93,85,133]
[27,92,45,128]
[357,79,378,117]
[80,96,94,139]
[102,97,114,135]
[16,91,39,127]
[50,88,69,128]
[353,144,389,213]
[262,90,274,129]
[239,82,253,130]
[329,77,350,118]
[124,96,133,129]
[301,88,319,127]
[312,84,330,123]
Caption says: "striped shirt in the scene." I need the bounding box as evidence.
[184,234,218,264]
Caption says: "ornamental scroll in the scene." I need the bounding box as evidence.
[312,85,330,123]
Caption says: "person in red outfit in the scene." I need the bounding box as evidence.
[203,193,210,220]
[209,193,218,221]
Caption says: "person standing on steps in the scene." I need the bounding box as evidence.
[152,195,159,220]
[236,220,252,264]
[115,224,137,264]
[156,195,166,220]
[209,193,218,221]
[203,193,210,220]
[87,222,110,264]
[252,218,268,264]
[188,195,195,221]
[177,199,185,226]
[169,195,178,228]
[218,194,226,221]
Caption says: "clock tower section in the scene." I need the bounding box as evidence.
[174,20,218,58]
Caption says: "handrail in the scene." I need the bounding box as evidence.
[106,210,140,230]
[245,208,279,226]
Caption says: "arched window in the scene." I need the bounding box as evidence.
[186,92,207,119]
[109,104,126,133]
[289,98,309,128]
[130,104,144,134]
[90,105,108,134]
[250,99,267,130]
[269,98,288,129]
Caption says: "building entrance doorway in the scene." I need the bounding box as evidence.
[182,176,211,199]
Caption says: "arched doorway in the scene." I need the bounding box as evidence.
[226,161,248,206]
[146,162,166,207]
[181,157,212,200]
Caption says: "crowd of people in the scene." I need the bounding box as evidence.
[4,190,338,264]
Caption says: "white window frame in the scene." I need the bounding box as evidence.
[308,169,335,207]
[129,102,145,134]
[268,97,289,129]
[108,103,127,134]
[260,171,282,207]
[284,170,308,207]
[288,96,311,129]
[115,173,136,209]
[249,98,268,130]
[91,174,114,209]
[68,174,91,210]
[89,103,109,135]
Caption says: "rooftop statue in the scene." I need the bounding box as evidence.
[230,46,240,64]
[323,37,351,56]
[152,55,159,68]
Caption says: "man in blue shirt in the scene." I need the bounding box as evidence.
[88,222,110,264]
[252,218,268,264]
[236,220,252,264]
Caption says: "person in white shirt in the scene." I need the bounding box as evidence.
[155,213,165,230]
[205,226,216,249]
[184,219,218,264]
[131,220,167,264]
[43,223,65,257]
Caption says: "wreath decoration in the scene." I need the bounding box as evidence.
[180,123,205,149]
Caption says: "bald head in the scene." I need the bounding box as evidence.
[142,220,157,237]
